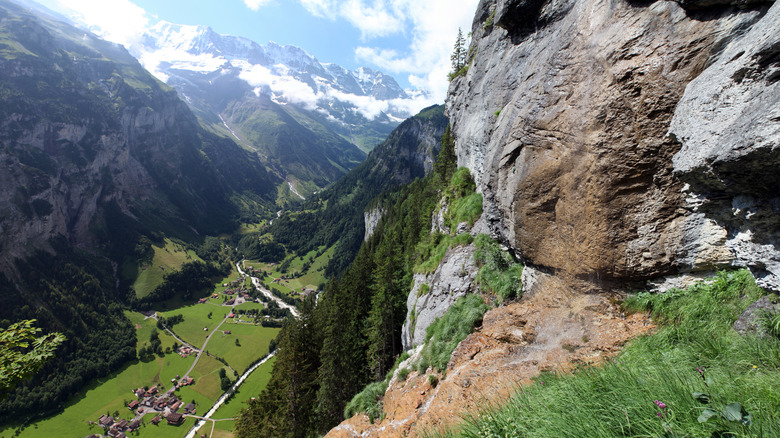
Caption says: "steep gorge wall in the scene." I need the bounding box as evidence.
[447,0,776,293]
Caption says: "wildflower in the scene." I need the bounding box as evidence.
[654,400,667,409]
[656,412,664,418]
[752,365,758,369]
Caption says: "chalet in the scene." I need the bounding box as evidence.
[171,400,182,412]
[146,385,159,396]
[226,298,235,305]
[137,408,144,415]
[166,412,185,425]
[212,293,219,298]
[184,376,194,385]
[128,400,139,410]
[98,415,114,428]
[227,313,236,318]
[116,418,128,430]
[129,418,142,430]
[154,400,167,411]
[198,298,208,304]
[151,415,162,425]
[167,397,180,407]
[183,402,196,415]
[115,433,127,438]
[224,330,231,335]
[134,388,146,398]
[141,397,154,407]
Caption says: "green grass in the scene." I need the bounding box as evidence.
[159,302,226,347]
[416,294,489,374]
[213,356,277,422]
[430,270,780,438]
[449,192,483,231]
[1,335,194,437]
[415,233,452,274]
[244,244,333,293]
[344,380,388,423]
[473,234,523,302]
[206,325,279,373]
[127,239,203,298]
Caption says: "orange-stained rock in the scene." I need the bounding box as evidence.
[326,286,653,438]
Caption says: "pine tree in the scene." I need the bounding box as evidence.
[450,27,466,73]
[235,298,321,438]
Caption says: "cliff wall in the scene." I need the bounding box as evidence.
[446,0,775,293]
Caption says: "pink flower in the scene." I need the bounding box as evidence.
[656,412,664,418]
[654,400,667,409]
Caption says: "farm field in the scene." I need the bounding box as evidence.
[243,244,332,298]
[212,356,277,433]
[159,302,230,347]
[205,324,277,373]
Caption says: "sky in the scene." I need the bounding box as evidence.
[31,0,481,104]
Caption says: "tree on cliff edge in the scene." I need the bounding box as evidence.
[451,27,466,73]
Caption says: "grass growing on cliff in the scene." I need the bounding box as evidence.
[414,168,482,274]
[417,294,489,374]
[473,234,523,302]
[428,270,780,438]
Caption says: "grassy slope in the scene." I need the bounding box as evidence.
[432,270,780,438]
[212,356,277,429]
[127,239,203,299]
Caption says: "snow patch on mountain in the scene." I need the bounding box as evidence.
[130,21,434,122]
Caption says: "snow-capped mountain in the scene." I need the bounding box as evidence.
[131,21,415,127]
[122,21,433,198]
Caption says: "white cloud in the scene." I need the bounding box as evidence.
[53,0,150,47]
[243,0,273,11]
[240,64,322,111]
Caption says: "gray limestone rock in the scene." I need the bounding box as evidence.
[733,294,779,335]
[670,1,780,291]
[401,244,479,350]
[447,0,769,293]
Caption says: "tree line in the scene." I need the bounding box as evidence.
[234,125,459,437]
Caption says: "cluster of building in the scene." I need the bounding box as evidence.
[93,414,141,438]
[178,345,196,358]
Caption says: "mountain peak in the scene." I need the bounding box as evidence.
[132,20,423,125]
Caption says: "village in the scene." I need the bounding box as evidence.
[84,271,286,438]
[88,377,198,438]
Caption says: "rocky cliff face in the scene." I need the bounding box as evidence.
[669,2,780,291]
[447,0,776,293]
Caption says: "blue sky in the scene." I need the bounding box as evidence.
[32,0,480,101]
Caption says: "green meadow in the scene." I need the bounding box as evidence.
[126,239,203,299]
[205,325,278,373]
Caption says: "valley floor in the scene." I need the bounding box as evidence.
[0,264,284,438]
